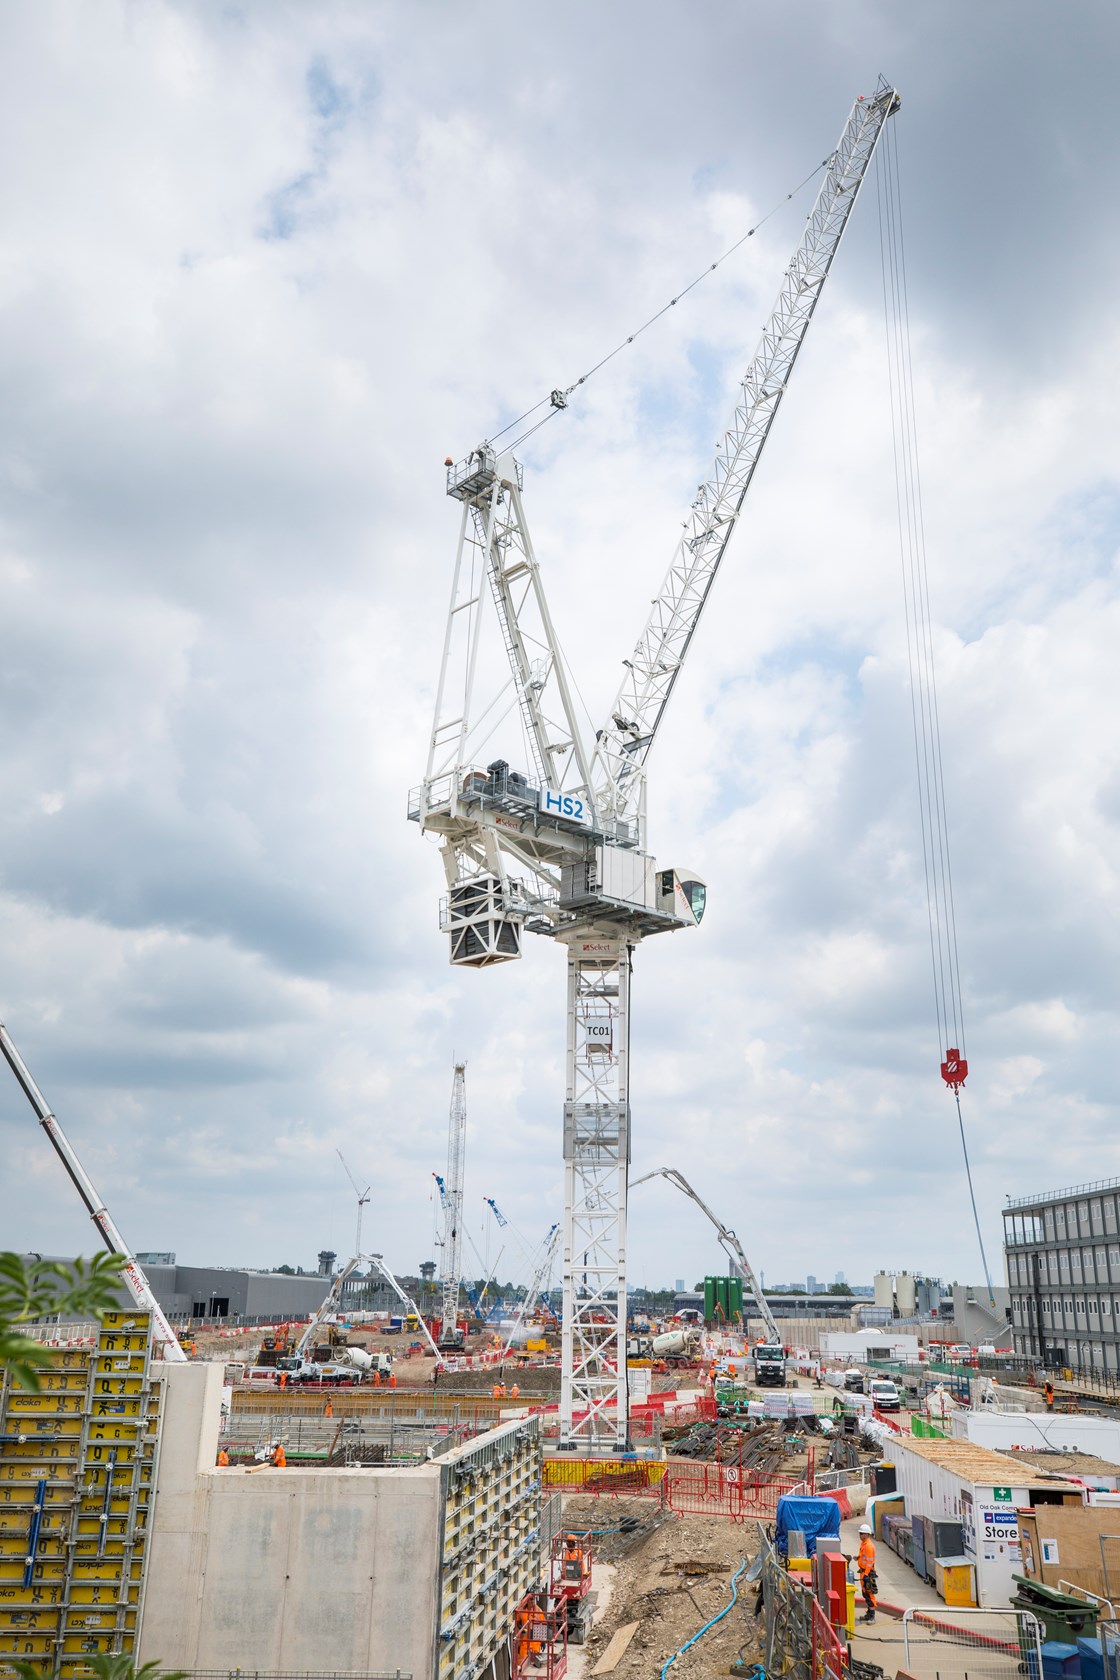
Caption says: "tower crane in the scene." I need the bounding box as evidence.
[410,84,899,1449]
[631,1167,781,1346]
[336,1149,371,1257]
[434,1062,468,1350]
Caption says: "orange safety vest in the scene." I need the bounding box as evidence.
[217,1449,230,1466]
[858,1535,876,1580]
[272,1446,287,1467]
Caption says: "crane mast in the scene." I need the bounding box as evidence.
[438,1062,468,1348]
[410,84,899,1451]
[631,1167,782,1346]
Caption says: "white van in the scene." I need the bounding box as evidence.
[869,1378,901,1412]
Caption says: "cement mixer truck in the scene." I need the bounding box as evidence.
[652,1328,700,1366]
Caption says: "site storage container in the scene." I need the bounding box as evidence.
[935,1558,976,1606]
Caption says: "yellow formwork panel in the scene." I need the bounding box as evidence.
[6,1395,87,1415]
[0,1312,159,1680]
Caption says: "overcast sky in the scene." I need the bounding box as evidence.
[2,1,1119,1298]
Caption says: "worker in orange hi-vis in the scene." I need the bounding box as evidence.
[492,1383,502,1400]
[217,1448,230,1466]
[389,1372,397,1388]
[323,1398,333,1418]
[857,1523,878,1623]
[510,1383,520,1400]
[271,1443,287,1468]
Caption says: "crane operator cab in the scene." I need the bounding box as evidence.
[657,868,706,926]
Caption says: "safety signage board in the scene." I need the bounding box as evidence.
[0,1309,161,1678]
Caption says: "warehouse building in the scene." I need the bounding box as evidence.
[1004,1178,1120,1373]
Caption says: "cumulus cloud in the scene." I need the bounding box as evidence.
[1,1,1119,1295]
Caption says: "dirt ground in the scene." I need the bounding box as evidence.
[562,1499,766,1680]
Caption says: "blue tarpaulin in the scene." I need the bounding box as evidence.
[774,1496,843,1558]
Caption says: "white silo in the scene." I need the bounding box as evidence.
[896,1271,917,1316]
[873,1271,894,1311]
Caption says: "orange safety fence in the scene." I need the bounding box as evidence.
[542,1457,796,1520]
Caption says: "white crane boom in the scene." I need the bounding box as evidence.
[0,1021,187,1363]
[591,83,901,839]
[501,1223,560,1359]
[631,1167,782,1346]
[368,1253,444,1363]
[437,1062,467,1346]
[294,1256,363,1358]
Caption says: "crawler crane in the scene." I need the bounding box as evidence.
[410,84,899,1448]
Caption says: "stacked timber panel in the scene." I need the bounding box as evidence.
[437,1421,542,1680]
[0,1311,161,1679]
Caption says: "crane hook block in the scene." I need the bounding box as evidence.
[940,1048,968,1091]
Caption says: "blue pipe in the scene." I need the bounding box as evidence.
[660,1555,749,1680]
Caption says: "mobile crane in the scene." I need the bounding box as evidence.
[410,84,899,1447]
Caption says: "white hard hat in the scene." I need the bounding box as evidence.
[859,1523,873,1535]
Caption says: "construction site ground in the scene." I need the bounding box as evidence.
[561,1498,766,1680]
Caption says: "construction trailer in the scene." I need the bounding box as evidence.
[889,1435,1086,1608]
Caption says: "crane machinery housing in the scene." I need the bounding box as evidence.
[410,83,900,1449]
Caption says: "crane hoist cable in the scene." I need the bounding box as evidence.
[485,157,832,457]
[876,120,995,1308]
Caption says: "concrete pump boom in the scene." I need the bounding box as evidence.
[631,1167,782,1345]
[0,1021,187,1363]
[294,1256,363,1359]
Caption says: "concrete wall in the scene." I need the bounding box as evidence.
[139,1363,441,1678]
[950,1285,1013,1346]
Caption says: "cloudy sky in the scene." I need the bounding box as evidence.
[2,1,1119,1297]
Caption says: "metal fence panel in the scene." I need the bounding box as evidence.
[902,1607,1043,1680]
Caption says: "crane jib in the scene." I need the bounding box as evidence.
[591,84,899,839]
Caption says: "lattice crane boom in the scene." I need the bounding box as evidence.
[591,83,900,839]
[439,1062,468,1341]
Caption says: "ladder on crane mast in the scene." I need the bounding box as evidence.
[409,84,900,1450]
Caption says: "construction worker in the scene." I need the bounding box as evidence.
[492,1383,502,1400]
[857,1523,877,1623]
[389,1371,397,1389]
[563,1533,583,1582]
[510,1383,520,1400]
[1044,1379,1055,1411]
[278,1370,288,1391]
[216,1447,230,1466]
[323,1398,333,1419]
[271,1443,287,1468]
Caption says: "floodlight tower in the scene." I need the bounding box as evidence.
[409,84,900,1449]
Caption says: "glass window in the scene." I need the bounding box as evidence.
[1093,1199,1104,1234]
[1106,1199,1117,1234]
[1046,1209,1056,1239]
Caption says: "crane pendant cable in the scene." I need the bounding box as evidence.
[876,120,996,1309]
